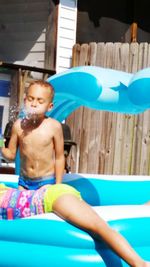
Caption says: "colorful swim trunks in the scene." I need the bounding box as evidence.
[18,174,56,190]
[0,184,81,220]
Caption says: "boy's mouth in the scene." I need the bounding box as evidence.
[24,107,42,118]
[20,108,43,130]
[21,115,42,130]
[26,112,39,120]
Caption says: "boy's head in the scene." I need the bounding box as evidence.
[24,80,54,116]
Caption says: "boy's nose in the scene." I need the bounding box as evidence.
[31,99,37,107]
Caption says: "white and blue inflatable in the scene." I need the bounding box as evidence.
[47,66,150,121]
[1,66,150,266]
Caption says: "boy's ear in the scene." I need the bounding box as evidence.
[24,95,27,103]
[48,102,54,111]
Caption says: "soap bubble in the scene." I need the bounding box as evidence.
[19,106,41,129]
[9,104,20,122]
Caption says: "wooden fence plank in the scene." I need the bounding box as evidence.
[138,42,149,69]
[129,42,139,72]
[112,42,122,70]
[121,115,135,174]
[79,44,89,66]
[72,44,81,67]
[139,110,150,174]
[147,44,150,67]
[95,42,105,66]
[104,112,117,174]
[78,107,91,172]
[86,110,101,173]
[113,113,125,174]
[66,106,84,172]
[120,43,130,72]
[89,42,97,66]
[103,42,114,68]
[98,111,107,173]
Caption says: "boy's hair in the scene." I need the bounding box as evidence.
[27,80,54,101]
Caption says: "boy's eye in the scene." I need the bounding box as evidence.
[38,99,44,104]
[27,96,33,101]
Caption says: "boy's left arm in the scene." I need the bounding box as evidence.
[54,123,65,184]
[2,121,18,161]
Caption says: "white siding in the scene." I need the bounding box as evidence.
[0,0,49,68]
[0,0,50,131]
[0,0,77,72]
[56,0,77,73]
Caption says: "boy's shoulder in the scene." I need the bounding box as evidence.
[45,117,62,129]
[13,118,22,129]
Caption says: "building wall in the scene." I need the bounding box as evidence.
[0,0,51,68]
[0,0,57,131]
[56,0,77,73]
[0,0,78,72]
[77,0,150,43]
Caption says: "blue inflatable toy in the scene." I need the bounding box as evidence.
[1,66,150,266]
[47,66,150,121]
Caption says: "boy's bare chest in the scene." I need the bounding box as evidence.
[20,129,53,148]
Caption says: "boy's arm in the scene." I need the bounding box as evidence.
[2,121,19,161]
[53,122,65,184]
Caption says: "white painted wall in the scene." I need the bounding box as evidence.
[0,0,77,73]
[0,0,50,131]
[0,0,49,69]
[56,0,77,73]
[0,0,78,133]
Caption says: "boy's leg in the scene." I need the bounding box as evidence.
[18,185,26,190]
[52,194,148,267]
[145,201,150,205]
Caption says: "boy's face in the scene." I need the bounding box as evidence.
[24,84,53,117]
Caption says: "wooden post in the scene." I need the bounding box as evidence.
[9,70,20,121]
[131,22,138,42]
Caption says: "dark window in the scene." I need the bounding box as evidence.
[0,106,4,129]
[77,0,150,43]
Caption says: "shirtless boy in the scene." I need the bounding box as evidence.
[2,80,64,189]
[1,80,150,267]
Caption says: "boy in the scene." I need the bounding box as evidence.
[1,80,150,267]
[2,80,64,189]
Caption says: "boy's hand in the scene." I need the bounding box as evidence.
[0,137,5,148]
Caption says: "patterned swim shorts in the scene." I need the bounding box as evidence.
[0,186,47,219]
[0,184,81,220]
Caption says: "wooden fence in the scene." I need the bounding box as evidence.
[66,42,150,175]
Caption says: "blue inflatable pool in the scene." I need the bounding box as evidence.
[2,66,150,266]
[0,173,150,267]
